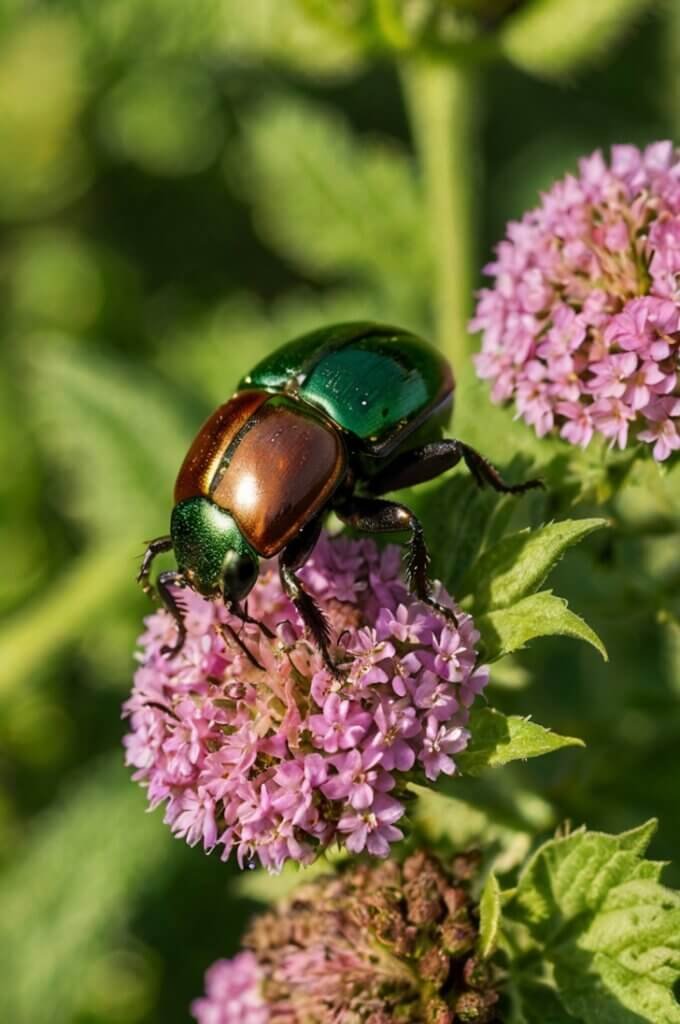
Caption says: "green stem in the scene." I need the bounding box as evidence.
[401,58,479,367]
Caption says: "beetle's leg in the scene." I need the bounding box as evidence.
[365,440,542,496]
[334,495,456,626]
[137,536,173,597]
[157,570,189,658]
[279,518,338,676]
[228,602,275,641]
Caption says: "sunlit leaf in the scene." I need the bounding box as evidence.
[457,707,584,776]
[478,591,608,661]
[503,821,680,1023]
[461,518,608,614]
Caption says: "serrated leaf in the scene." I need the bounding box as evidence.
[504,821,680,1024]
[478,871,501,959]
[457,707,583,776]
[500,0,654,78]
[236,95,429,315]
[0,757,172,1024]
[461,518,608,614]
[478,591,607,662]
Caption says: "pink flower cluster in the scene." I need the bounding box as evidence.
[472,142,680,460]
[123,534,488,872]
[191,953,267,1024]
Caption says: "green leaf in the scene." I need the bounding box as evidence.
[478,591,608,662]
[461,518,608,614]
[457,707,584,776]
[478,870,502,959]
[27,333,192,538]
[236,94,429,315]
[0,757,172,1024]
[503,821,680,1024]
[501,0,655,78]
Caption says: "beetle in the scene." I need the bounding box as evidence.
[138,322,541,671]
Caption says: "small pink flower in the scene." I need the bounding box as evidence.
[473,143,680,461]
[337,793,405,856]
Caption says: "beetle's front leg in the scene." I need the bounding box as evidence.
[334,495,457,627]
[157,570,189,658]
[137,536,173,598]
[279,518,338,676]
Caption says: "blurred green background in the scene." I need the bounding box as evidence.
[1,2,679,1022]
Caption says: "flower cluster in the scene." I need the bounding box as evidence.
[192,849,500,1024]
[123,534,488,872]
[472,142,680,460]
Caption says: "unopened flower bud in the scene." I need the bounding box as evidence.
[439,916,477,956]
[455,989,500,1023]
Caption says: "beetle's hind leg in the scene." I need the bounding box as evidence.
[137,536,173,597]
[279,518,339,677]
[334,495,457,627]
[157,570,189,658]
[365,440,542,496]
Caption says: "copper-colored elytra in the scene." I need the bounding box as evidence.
[211,402,347,557]
[174,390,269,504]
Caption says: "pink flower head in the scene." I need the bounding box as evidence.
[191,952,267,1024]
[472,143,680,461]
[123,535,488,872]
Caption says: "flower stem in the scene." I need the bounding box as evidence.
[401,58,479,367]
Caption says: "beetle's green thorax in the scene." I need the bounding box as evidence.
[171,497,258,596]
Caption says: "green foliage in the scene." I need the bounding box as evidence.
[478,870,502,959]
[461,518,608,613]
[478,591,608,662]
[26,335,191,538]
[502,821,680,1023]
[457,708,584,775]
[0,757,172,1024]
[237,94,429,318]
[501,0,657,78]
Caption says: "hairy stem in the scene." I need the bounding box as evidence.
[401,58,480,368]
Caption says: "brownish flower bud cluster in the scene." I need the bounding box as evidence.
[242,849,501,1023]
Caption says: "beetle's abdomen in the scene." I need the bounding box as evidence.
[175,392,346,558]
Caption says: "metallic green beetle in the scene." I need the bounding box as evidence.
[138,322,540,671]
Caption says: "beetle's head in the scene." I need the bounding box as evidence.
[170,496,259,603]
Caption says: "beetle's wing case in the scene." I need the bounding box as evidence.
[240,322,454,460]
[175,391,347,559]
[174,390,269,504]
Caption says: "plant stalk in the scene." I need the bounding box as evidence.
[401,58,479,368]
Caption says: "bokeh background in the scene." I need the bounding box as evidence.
[1,2,679,1022]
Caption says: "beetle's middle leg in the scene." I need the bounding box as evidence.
[279,517,337,676]
[365,440,542,496]
[334,495,455,626]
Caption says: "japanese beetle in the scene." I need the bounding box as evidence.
[138,322,540,670]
